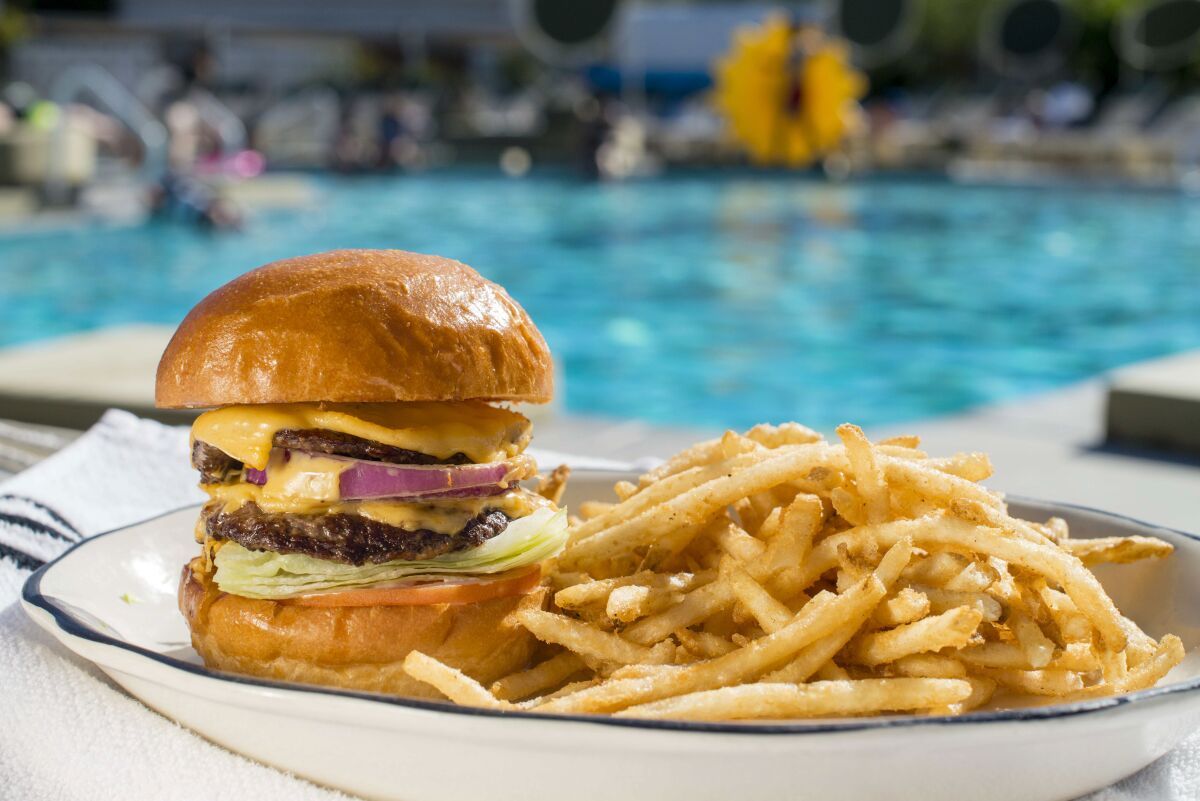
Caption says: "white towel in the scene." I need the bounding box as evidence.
[0,410,350,800]
[0,409,1196,801]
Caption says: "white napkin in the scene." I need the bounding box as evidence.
[0,410,350,800]
[0,409,1196,801]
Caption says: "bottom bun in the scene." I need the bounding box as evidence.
[179,559,540,699]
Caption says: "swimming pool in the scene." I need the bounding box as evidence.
[3,172,1199,431]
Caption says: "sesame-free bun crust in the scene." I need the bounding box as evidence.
[179,559,539,699]
[156,249,553,408]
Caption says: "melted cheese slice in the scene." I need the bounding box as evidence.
[254,452,350,503]
[252,449,538,501]
[205,484,547,536]
[192,401,531,469]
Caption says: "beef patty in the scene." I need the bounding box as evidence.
[204,501,509,565]
[193,428,471,484]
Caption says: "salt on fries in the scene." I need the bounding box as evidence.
[402,423,1182,721]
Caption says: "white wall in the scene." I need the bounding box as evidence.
[11,37,160,95]
[12,32,359,96]
[115,0,510,38]
[615,2,815,73]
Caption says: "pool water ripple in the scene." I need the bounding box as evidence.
[1,172,1198,430]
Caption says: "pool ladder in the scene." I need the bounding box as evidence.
[135,63,248,156]
[44,64,168,203]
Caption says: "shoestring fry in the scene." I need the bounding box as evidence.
[402,423,1182,721]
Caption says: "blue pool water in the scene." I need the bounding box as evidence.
[2,172,1199,430]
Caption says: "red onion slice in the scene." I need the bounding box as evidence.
[338,459,511,500]
[390,483,514,501]
[239,449,525,501]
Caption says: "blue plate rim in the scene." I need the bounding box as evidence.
[21,495,1200,736]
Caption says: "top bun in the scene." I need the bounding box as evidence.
[156,249,553,408]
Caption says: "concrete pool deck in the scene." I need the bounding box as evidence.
[0,326,1195,531]
[1106,350,1200,456]
[0,326,193,429]
[538,379,1198,532]
[879,382,1198,532]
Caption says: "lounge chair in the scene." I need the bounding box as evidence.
[1115,93,1200,181]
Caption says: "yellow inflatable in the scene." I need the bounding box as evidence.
[713,16,866,167]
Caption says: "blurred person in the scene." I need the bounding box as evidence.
[575,93,608,179]
[180,41,217,89]
[165,99,206,170]
[2,81,36,121]
[149,36,246,230]
[149,170,243,231]
[61,103,136,172]
[161,39,222,171]
[1030,82,1094,130]
[0,98,13,136]
[393,93,434,169]
[379,98,403,169]
[332,99,376,173]
[378,93,428,170]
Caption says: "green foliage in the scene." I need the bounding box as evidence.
[876,0,1170,90]
[1066,0,1140,24]
[0,7,30,48]
[920,0,993,57]
[918,0,1140,54]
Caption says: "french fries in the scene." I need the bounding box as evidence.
[535,464,571,505]
[723,559,794,633]
[1063,536,1173,566]
[912,584,1002,622]
[615,679,972,721]
[511,607,676,666]
[870,587,930,628]
[849,606,984,667]
[490,652,586,701]
[401,421,1184,722]
[837,424,890,524]
[403,652,515,710]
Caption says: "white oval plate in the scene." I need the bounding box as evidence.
[21,472,1200,801]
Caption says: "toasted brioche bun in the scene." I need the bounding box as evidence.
[156,249,553,408]
[179,559,540,699]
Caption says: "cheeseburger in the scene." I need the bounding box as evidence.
[157,249,567,697]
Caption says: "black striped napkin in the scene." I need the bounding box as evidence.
[0,410,204,570]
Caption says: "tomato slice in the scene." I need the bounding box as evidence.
[286,566,542,608]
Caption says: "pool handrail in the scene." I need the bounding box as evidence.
[135,64,248,156]
[45,64,168,201]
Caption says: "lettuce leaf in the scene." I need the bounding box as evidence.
[213,506,568,599]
